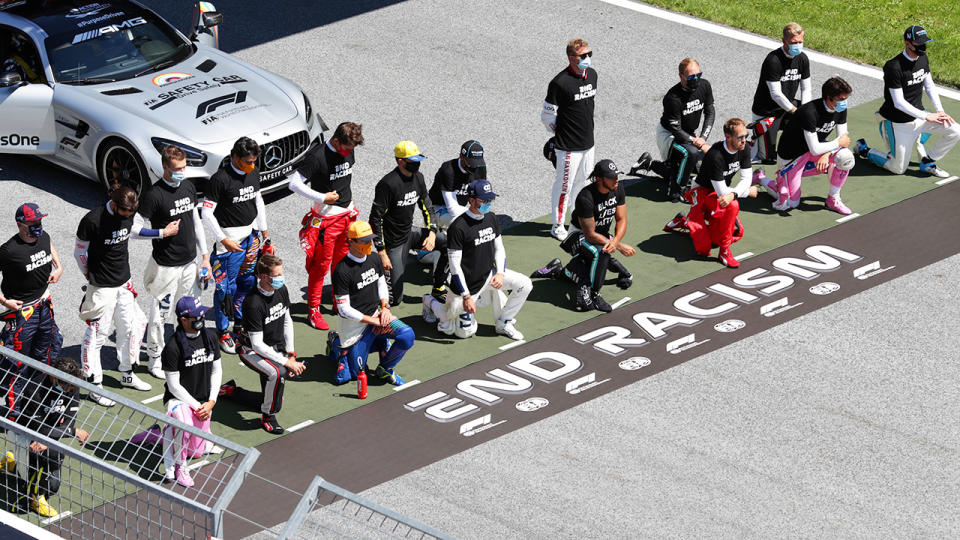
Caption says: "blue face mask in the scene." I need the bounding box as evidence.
[169,171,186,184]
[787,43,803,57]
[578,56,591,71]
[27,224,43,238]
[270,276,285,289]
[834,99,848,113]
[54,384,64,392]
[478,202,492,214]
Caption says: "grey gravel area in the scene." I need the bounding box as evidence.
[362,252,960,539]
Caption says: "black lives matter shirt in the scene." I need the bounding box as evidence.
[778,99,846,161]
[369,168,431,249]
[296,142,355,209]
[447,212,500,296]
[573,183,625,238]
[660,80,715,142]
[879,53,930,124]
[545,67,597,151]
[138,179,199,267]
[205,165,260,228]
[242,286,290,349]
[429,158,486,207]
[751,48,810,117]
[332,254,384,317]
[77,205,133,287]
[161,328,220,404]
[0,232,52,303]
[696,143,751,192]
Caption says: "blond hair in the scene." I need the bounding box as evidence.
[566,38,589,56]
[783,22,804,39]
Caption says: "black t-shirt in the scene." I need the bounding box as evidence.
[660,80,715,142]
[879,53,930,124]
[573,183,625,238]
[428,158,486,207]
[777,99,847,161]
[138,179,199,267]
[369,168,431,249]
[447,212,500,296]
[76,204,133,287]
[545,67,597,152]
[751,48,810,117]
[18,370,78,439]
[242,286,290,348]
[205,165,260,228]
[0,232,52,303]
[332,254,384,317]
[161,328,220,404]
[696,143,751,191]
[296,142,355,209]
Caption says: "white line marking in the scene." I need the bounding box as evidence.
[141,394,164,404]
[187,459,210,471]
[393,379,421,392]
[611,297,631,309]
[935,175,958,186]
[41,510,72,526]
[597,0,960,100]
[836,213,861,223]
[287,420,314,433]
[499,340,526,351]
[736,252,754,261]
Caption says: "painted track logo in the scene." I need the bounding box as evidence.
[153,73,192,86]
[713,319,745,333]
[618,357,651,371]
[515,397,549,412]
[809,282,840,295]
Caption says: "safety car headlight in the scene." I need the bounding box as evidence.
[151,137,208,167]
[303,92,314,129]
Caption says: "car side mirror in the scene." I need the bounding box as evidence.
[201,12,222,28]
[0,72,24,88]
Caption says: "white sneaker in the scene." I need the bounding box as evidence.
[148,365,166,380]
[437,320,455,336]
[421,294,438,324]
[495,319,524,341]
[88,384,116,407]
[121,371,152,391]
[772,198,794,211]
[205,444,224,455]
[550,224,568,241]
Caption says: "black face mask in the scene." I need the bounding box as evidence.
[913,42,926,55]
[686,78,700,92]
[189,319,203,331]
[404,160,421,174]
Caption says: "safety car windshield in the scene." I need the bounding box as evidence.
[44,11,193,84]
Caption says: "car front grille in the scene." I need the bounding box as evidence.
[257,130,310,175]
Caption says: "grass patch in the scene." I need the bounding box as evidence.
[635,0,960,88]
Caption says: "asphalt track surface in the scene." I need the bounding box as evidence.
[0,0,957,537]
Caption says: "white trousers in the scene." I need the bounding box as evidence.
[552,147,595,227]
[874,113,960,174]
[432,269,532,325]
[79,281,147,382]
[144,259,199,366]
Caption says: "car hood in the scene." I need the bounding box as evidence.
[77,52,300,145]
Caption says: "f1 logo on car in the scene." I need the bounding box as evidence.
[196,91,247,118]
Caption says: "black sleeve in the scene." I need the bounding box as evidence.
[242,297,265,333]
[138,188,159,222]
[369,178,390,250]
[700,81,716,140]
[761,53,783,82]
[738,149,751,170]
[572,188,593,220]
[332,265,351,297]
[160,336,180,372]
[296,149,325,187]
[615,184,626,205]
[447,221,464,251]
[416,174,435,231]
[545,77,560,105]
[661,92,693,142]
[800,54,811,79]
[205,173,223,203]
[883,61,902,89]
[838,109,848,125]
[76,214,96,241]
[47,392,80,441]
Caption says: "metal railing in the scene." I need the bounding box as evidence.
[0,346,259,539]
[272,475,453,540]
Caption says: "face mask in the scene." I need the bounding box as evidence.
[834,99,848,113]
[169,171,186,184]
[787,43,803,57]
[686,78,700,91]
[270,276,285,290]
[54,384,64,392]
[234,157,255,174]
[356,242,373,256]
[478,201,492,214]
[190,318,204,331]
[913,43,926,55]
[404,160,421,174]
[27,224,42,238]
[578,56,591,71]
